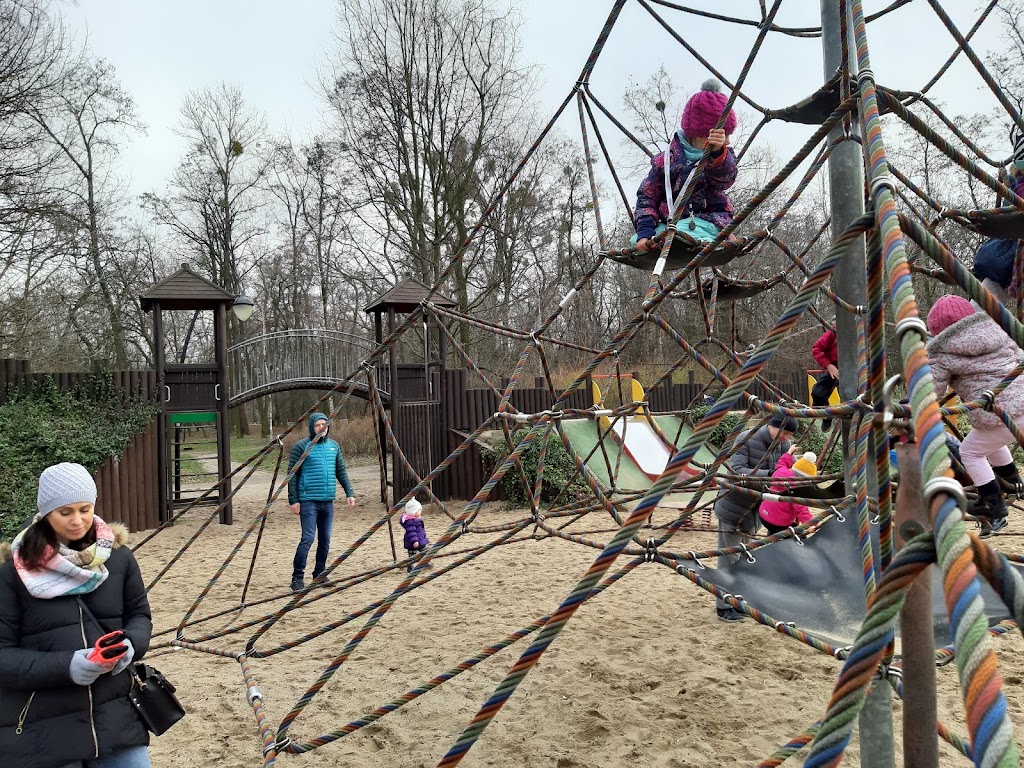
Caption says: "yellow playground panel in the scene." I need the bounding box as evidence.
[806,371,961,434]
[805,371,841,406]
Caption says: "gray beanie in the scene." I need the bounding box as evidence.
[37,462,97,517]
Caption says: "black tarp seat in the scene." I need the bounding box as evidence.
[675,272,788,303]
[696,494,1017,647]
[962,208,1024,239]
[605,231,750,272]
[766,76,893,125]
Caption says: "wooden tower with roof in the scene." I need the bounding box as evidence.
[140,264,237,524]
[364,277,456,507]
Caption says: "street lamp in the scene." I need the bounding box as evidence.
[232,294,255,322]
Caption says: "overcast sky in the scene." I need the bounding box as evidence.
[61,0,1012,202]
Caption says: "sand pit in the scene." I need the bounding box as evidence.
[133,458,1024,767]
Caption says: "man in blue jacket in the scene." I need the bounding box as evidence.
[288,412,356,591]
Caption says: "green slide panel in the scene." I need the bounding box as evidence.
[560,416,719,493]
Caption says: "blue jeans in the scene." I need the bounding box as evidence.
[62,746,152,768]
[292,500,334,580]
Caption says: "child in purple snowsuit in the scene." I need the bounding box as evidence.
[633,79,739,251]
[400,498,430,571]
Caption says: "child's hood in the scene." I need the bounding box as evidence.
[927,311,1014,359]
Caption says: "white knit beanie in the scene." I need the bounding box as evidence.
[404,498,422,516]
[37,462,97,517]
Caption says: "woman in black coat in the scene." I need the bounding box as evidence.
[0,463,152,768]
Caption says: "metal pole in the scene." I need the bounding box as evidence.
[894,443,939,767]
[819,3,893,766]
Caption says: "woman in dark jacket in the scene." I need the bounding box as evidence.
[0,463,153,768]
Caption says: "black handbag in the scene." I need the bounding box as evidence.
[126,662,186,735]
[76,598,185,735]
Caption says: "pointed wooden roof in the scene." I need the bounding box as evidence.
[364,276,457,314]
[140,264,237,311]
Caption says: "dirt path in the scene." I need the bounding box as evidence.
[131,457,1024,767]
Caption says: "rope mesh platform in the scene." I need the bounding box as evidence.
[127,1,1024,765]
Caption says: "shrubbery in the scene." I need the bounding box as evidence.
[0,380,159,539]
[481,428,589,506]
[688,404,745,451]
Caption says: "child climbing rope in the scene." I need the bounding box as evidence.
[400,498,431,572]
[759,452,818,534]
[926,295,1024,536]
[970,127,1024,313]
[810,326,838,431]
[633,79,738,252]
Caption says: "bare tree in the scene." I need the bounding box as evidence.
[327,0,536,342]
[143,83,269,298]
[28,57,144,367]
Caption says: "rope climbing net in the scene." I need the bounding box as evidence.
[133,2,1024,766]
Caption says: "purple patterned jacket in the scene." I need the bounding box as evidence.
[633,136,738,239]
[400,514,429,550]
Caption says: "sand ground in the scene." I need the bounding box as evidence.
[131,457,1024,767]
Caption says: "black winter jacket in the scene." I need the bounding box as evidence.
[0,523,153,768]
[714,426,791,527]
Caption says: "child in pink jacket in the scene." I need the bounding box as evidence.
[759,452,818,534]
[926,295,1024,536]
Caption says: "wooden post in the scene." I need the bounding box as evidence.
[152,302,169,522]
[388,305,399,505]
[894,443,938,766]
[437,316,449,500]
[374,311,388,505]
[215,303,233,524]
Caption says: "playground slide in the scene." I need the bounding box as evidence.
[610,417,671,480]
[559,376,718,491]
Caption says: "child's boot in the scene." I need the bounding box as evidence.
[992,462,1024,499]
[974,479,1009,538]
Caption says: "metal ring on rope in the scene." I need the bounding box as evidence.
[856,67,874,86]
[868,174,895,196]
[644,538,658,562]
[264,738,291,756]
[686,551,705,569]
[923,476,969,513]
[980,389,996,411]
[893,316,928,346]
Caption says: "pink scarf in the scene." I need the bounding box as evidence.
[11,516,115,599]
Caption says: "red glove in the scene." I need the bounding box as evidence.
[87,630,127,667]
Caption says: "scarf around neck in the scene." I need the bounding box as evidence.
[11,515,115,599]
[675,130,704,164]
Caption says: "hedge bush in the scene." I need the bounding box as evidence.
[0,380,159,539]
[481,429,589,507]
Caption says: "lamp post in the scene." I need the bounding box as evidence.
[232,294,255,322]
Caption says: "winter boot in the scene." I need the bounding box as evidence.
[973,479,1009,538]
[993,462,1024,499]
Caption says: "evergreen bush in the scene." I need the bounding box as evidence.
[481,428,589,506]
[0,379,159,539]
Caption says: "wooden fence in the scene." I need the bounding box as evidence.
[0,359,162,532]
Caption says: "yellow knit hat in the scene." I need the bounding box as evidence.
[792,452,818,477]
